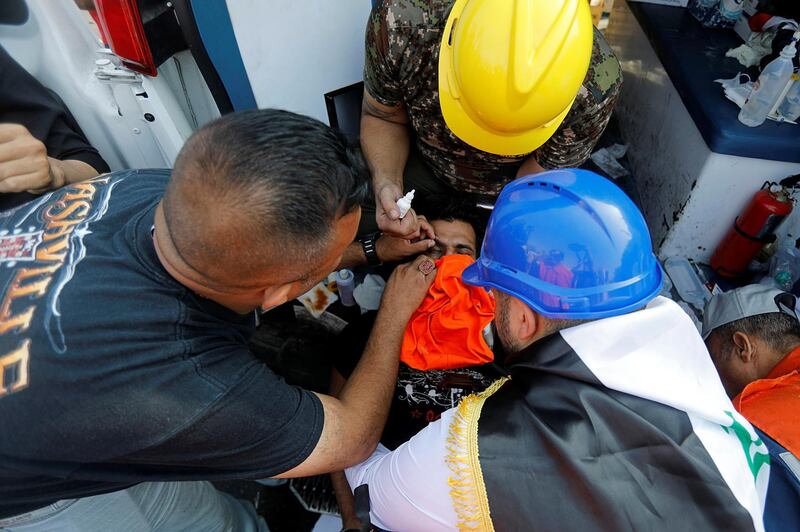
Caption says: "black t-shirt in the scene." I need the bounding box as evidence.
[0,170,323,518]
[0,45,110,211]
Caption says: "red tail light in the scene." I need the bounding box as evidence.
[94,0,157,76]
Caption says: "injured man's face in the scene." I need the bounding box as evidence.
[426,219,477,260]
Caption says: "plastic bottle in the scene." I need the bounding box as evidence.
[397,189,415,219]
[663,257,710,311]
[688,0,720,27]
[718,0,745,28]
[769,244,800,291]
[777,79,800,122]
[335,269,356,306]
[739,40,798,127]
[659,260,674,298]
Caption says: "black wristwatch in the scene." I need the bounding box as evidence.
[359,231,382,267]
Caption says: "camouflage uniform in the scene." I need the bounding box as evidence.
[364,0,623,196]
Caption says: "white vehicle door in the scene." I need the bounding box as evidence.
[0,0,371,171]
[0,0,226,171]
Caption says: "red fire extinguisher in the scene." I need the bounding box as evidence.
[711,182,795,278]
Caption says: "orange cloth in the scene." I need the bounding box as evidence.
[401,254,496,371]
[733,346,800,457]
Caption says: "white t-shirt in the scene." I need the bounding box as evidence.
[346,409,459,531]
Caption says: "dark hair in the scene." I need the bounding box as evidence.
[415,193,488,246]
[711,312,800,356]
[165,109,370,269]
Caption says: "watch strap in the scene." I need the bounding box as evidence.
[360,231,382,267]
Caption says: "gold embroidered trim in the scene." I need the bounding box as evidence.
[446,377,509,532]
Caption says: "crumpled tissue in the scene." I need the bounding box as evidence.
[726,44,766,68]
[590,143,629,179]
[353,273,386,314]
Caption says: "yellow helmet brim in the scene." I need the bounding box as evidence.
[439,75,574,156]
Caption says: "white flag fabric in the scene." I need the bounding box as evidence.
[561,296,770,531]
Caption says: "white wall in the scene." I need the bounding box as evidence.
[227,1,372,124]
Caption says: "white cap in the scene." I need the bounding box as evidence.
[702,284,799,339]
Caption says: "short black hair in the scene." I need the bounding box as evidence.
[415,193,488,246]
[165,109,370,272]
[710,312,800,356]
[175,108,368,239]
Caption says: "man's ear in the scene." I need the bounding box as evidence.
[732,331,756,363]
[260,283,294,311]
[513,297,541,344]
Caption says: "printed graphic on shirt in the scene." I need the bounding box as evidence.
[0,230,43,263]
[0,175,125,398]
[395,365,493,426]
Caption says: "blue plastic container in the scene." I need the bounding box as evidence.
[689,0,742,29]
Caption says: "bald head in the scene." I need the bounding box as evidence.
[162,109,369,283]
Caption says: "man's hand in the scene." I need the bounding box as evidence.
[381,254,437,319]
[275,257,437,479]
[376,182,430,239]
[376,217,436,263]
[376,234,435,264]
[0,124,64,193]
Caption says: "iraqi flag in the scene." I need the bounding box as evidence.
[474,296,769,531]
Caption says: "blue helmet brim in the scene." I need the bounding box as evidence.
[462,259,665,320]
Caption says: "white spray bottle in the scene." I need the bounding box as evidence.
[397,189,415,219]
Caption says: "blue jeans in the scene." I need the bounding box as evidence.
[0,481,269,531]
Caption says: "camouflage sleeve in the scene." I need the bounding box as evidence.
[363,2,405,107]
[535,28,622,169]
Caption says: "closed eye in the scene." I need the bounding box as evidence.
[456,245,475,256]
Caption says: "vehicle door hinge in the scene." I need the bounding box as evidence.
[93,49,141,83]
[93,59,141,83]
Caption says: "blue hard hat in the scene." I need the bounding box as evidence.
[463,169,663,319]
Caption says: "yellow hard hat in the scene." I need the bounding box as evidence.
[439,0,593,156]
